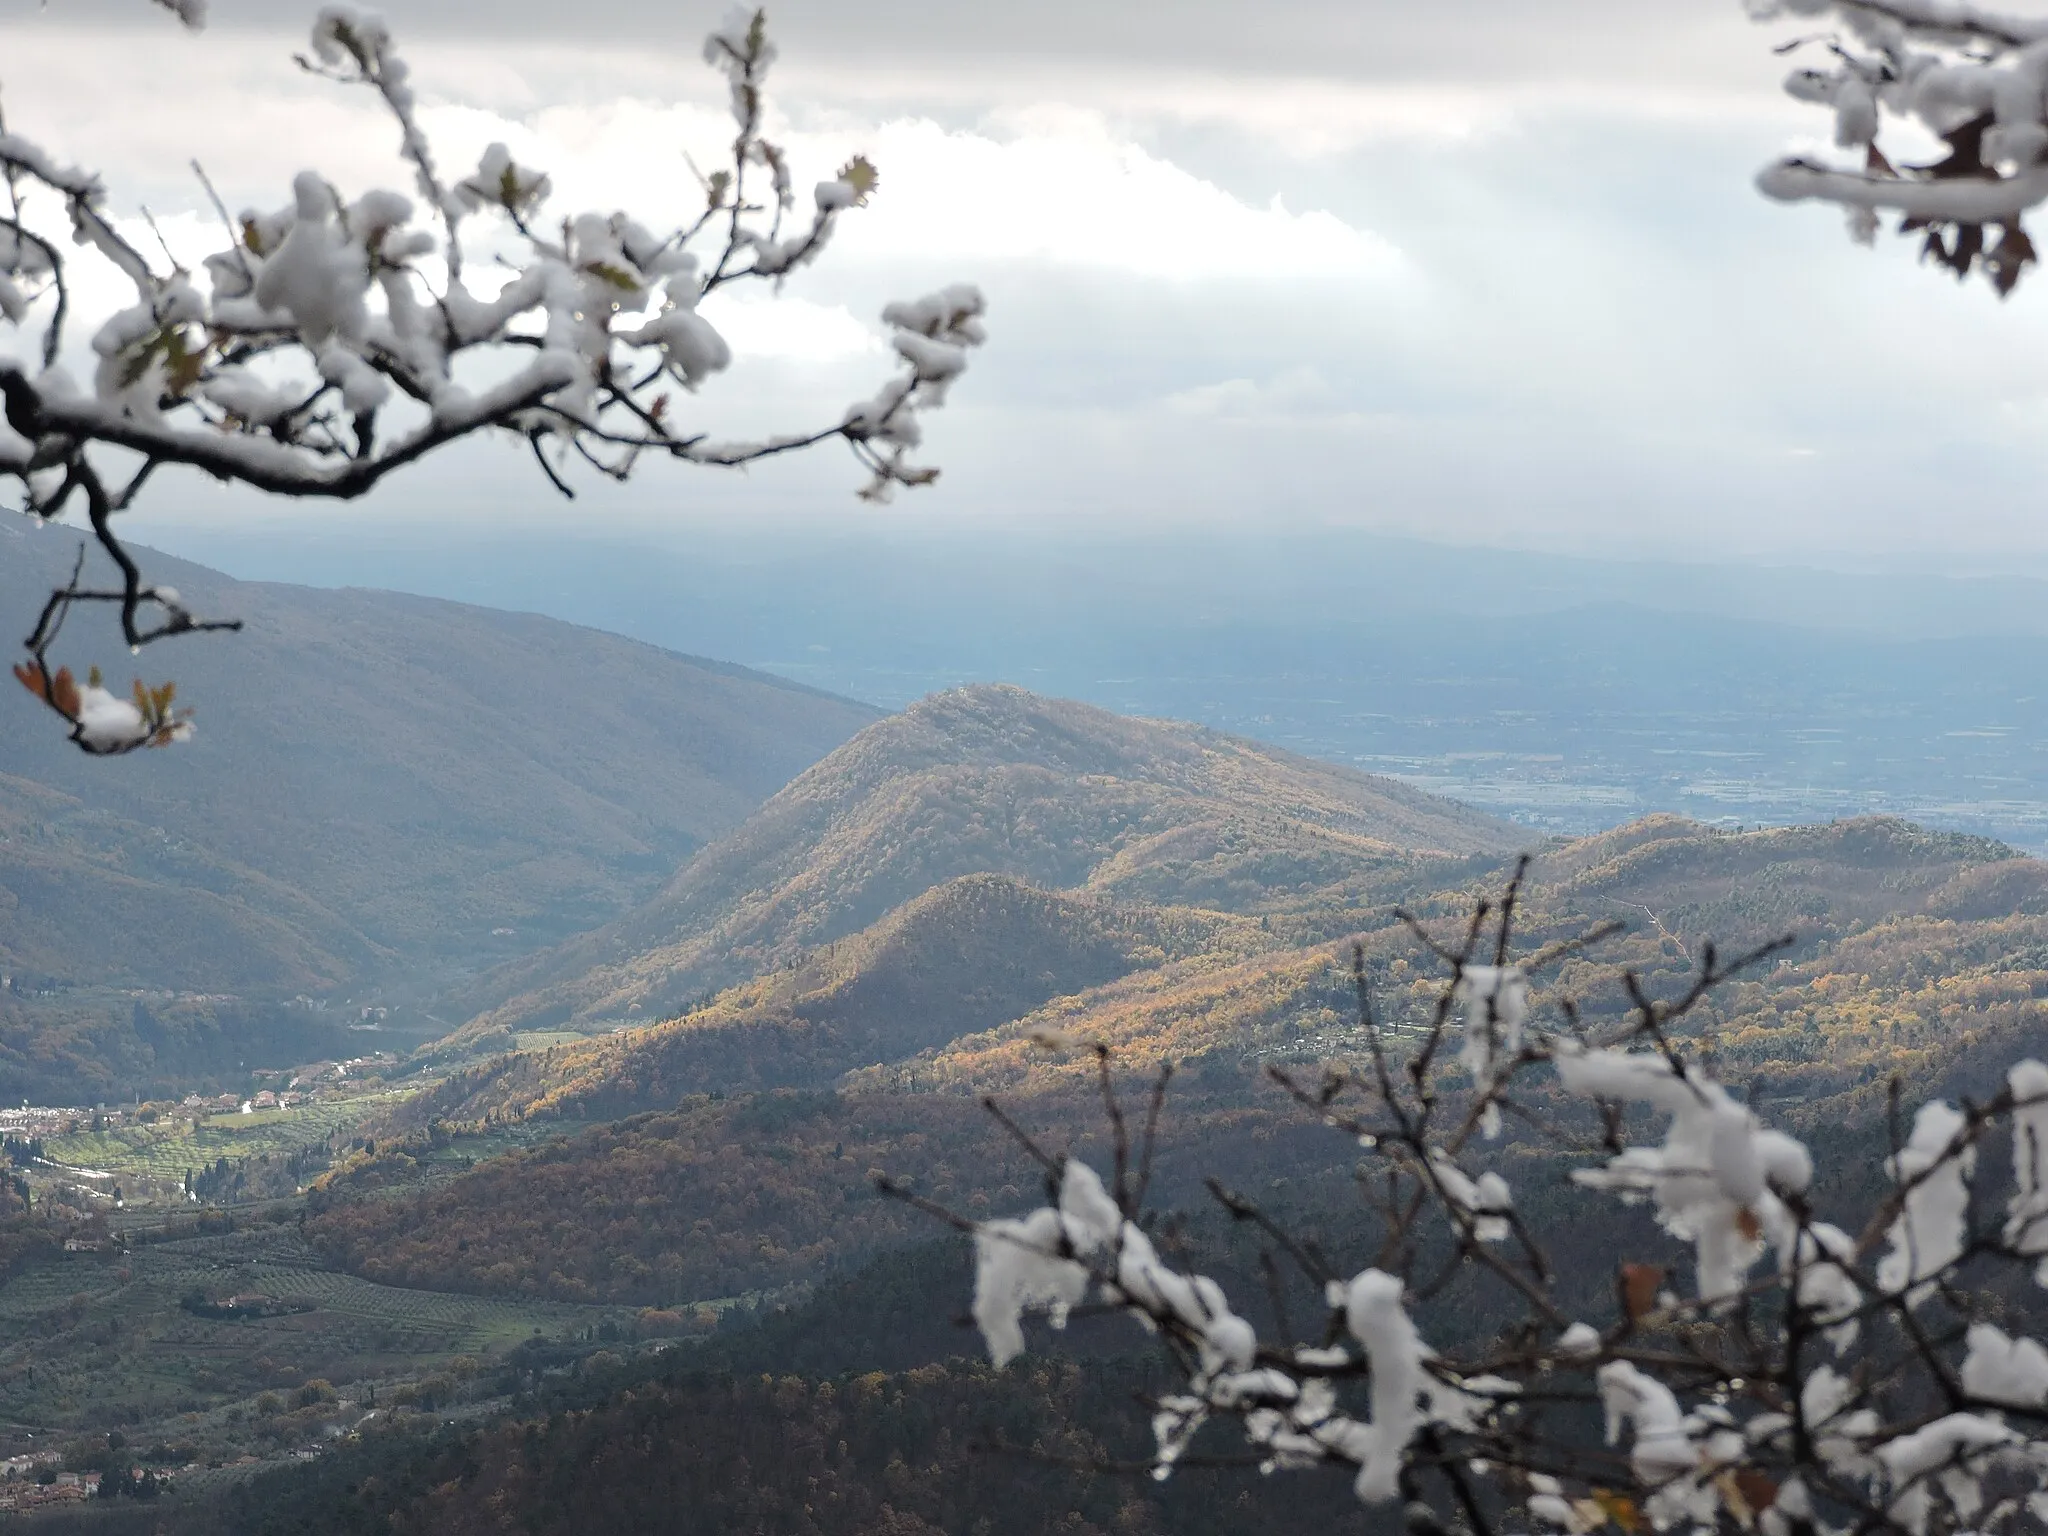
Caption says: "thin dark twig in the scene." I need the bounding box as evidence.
[1494,853,1530,968]
[1132,1064,1172,1214]
[527,433,577,499]
[1098,1045,1132,1215]
[871,1174,976,1234]
[1520,919,1627,973]
[1258,1249,1296,1343]
[1206,1178,1337,1286]
[979,1096,1062,1176]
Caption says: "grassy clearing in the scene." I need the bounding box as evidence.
[0,1221,633,1433]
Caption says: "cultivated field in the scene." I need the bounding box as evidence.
[0,1220,636,1434]
[42,1095,404,1188]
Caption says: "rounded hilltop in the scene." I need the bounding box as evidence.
[454,683,1523,1039]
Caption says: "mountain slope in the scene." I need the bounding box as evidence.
[0,517,879,1099]
[310,814,2048,1314]
[406,875,1269,1124]
[0,516,878,986]
[461,684,1520,1034]
[883,815,2036,1101]
[0,770,372,993]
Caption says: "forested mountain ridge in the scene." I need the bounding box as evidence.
[457,683,1520,1038]
[0,520,878,1100]
[410,874,1271,1123]
[413,813,2028,1133]
[891,814,2040,1100]
[0,519,879,971]
[318,814,2048,1312]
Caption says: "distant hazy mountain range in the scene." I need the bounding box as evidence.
[144,518,2048,852]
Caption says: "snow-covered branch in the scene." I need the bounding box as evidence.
[1749,0,2048,292]
[905,867,2048,1535]
[0,4,985,753]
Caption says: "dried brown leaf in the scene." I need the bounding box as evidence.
[12,662,48,703]
[1620,1263,1663,1322]
[1988,222,2037,297]
[1911,112,1994,180]
[49,667,81,720]
[1733,1468,1778,1515]
[1593,1489,1642,1533]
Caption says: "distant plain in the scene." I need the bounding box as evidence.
[150,517,2048,851]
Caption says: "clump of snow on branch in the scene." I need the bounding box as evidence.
[1875,1414,2021,1536]
[1428,1147,1513,1242]
[1962,1323,2048,1410]
[1333,1268,1429,1502]
[0,3,983,751]
[2007,1058,2048,1280]
[843,286,989,501]
[1876,1098,1974,1305]
[971,1159,1442,1502]
[946,877,2048,1531]
[1555,1041,1813,1303]
[1597,1360,1729,1529]
[10,659,193,755]
[1455,963,1526,1137]
[1748,0,2048,294]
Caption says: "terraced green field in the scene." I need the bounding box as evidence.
[512,1031,588,1052]
[43,1095,405,1186]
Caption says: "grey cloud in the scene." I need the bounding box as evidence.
[9,0,1771,91]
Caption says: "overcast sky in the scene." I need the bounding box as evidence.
[7,0,2048,573]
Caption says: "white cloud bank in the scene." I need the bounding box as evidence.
[9,7,2048,570]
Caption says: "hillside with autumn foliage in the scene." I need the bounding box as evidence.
[396,875,1274,1127]
[299,813,2048,1311]
[891,815,2039,1102]
[452,684,1519,1042]
[405,814,2034,1122]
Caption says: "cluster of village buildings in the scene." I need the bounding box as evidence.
[0,1447,319,1511]
[0,1458,103,1512]
[0,1052,399,1139]
[0,1451,202,1511]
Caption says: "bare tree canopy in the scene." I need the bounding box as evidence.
[900,867,2048,1536]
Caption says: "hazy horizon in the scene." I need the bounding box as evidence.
[74,512,2045,856]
